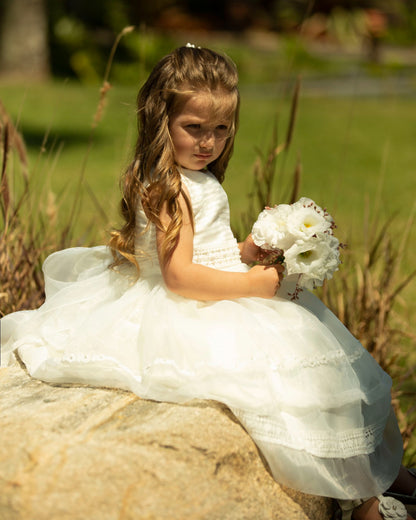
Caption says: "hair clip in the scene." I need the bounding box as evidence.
[186,42,201,49]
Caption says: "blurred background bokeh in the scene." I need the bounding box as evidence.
[1,0,416,83]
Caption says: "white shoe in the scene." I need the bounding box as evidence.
[335,496,408,520]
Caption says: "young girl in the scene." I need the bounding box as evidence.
[2,45,415,520]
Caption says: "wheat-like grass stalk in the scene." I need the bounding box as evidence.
[0,26,135,317]
[234,79,301,241]
[319,204,416,458]
[67,26,135,237]
[0,103,58,315]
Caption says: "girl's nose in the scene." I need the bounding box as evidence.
[200,130,215,148]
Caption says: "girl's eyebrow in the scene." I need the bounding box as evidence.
[180,115,230,123]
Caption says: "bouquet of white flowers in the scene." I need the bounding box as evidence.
[251,197,341,296]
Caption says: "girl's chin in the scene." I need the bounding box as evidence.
[180,166,208,172]
[180,160,212,171]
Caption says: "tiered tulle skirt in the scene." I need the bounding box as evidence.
[1,246,403,499]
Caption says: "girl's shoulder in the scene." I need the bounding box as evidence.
[180,169,226,216]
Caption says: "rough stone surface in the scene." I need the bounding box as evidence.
[0,363,335,520]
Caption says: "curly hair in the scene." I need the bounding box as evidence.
[109,46,240,273]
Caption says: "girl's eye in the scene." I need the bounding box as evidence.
[215,125,230,138]
[186,124,200,130]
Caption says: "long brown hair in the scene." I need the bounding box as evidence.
[109,46,240,272]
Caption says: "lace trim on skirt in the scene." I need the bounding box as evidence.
[232,407,390,458]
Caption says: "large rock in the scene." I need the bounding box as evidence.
[0,363,335,520]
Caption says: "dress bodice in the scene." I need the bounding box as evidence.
[134,169,241,275]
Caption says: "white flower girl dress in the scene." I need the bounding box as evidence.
[1,168,403,500]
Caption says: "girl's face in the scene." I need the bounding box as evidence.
[169,91,234,171]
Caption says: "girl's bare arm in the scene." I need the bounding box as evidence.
[156,193,283,301]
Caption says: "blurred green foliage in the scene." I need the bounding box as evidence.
[36,0,416,83]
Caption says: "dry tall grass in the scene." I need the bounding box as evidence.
[236,78,302,240]
[235,82,416,460]
[0,27,134,318]
[0,100,69,316]
[320,212,416,454]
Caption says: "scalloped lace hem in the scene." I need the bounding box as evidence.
[232,407,389,458]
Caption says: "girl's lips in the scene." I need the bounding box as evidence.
[195,153,212,159]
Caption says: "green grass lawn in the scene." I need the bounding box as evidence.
[1,77,415,295]
[2,80,415,228]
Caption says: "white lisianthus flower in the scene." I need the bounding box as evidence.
[293,197,333,220]
[286,205,332,240]
[252,204,295,250]
[285,234,340,289]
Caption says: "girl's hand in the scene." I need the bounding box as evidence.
[239,234,267,265]
[239,234,282,266]
[247,264,284,299]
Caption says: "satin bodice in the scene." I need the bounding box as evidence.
[134,169,241,276]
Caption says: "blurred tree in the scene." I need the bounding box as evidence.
[0,0,50,79]
[1,0,414,82]
[387,0,416,44]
